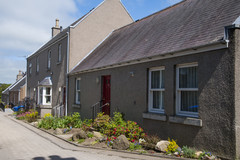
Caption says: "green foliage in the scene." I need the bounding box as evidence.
[198,151,212,160]
[98,112,146,143]
[87,132,94,138]
[16,110,38,122]
[82,119,93,131]
[92,112,110,130]
[78,139,85,143]
[38,112,82,130]
[182,146,196,158]
[0,83,11,103]
[129,142,142,151]
[166,138,179,153]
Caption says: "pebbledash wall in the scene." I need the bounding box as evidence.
[68,29,240,159]
[27,33,68,109]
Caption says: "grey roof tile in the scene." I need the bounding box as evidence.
[71,0,240,74]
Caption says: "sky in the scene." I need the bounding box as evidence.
[0,0,181,84]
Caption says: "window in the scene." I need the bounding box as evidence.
[75,78,81,104]
[148,67,165,113]
[38,86,52,105]
[47,50,51,69]
[58,44,62,62]
[29,63,32,75]
[36,57,39,73]
[176,63,198,117]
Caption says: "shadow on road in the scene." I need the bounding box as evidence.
[33,155,77,160]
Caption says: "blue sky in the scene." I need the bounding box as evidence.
[0,0,181,84]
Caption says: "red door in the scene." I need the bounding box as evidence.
[102,75,111,115]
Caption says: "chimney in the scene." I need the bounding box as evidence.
[52,19,61,37]
[16,70,23,81]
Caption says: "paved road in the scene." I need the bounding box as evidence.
[0,110,174,160]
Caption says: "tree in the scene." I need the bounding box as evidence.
[0,83,11,103]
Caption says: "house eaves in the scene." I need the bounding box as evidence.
[8,76,26,91]
[69,40,227,76]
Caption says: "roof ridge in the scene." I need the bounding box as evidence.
[113,0,186,33]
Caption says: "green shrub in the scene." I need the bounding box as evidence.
[16,110,38,122]
[101,112,146,142]
[129,142,142,151]
[92,112,110,130]
[182,146,196,158]
[38,112,82,130]
[87,132,94,138]
[78,139,85,143]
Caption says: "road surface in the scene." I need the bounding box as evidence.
[0,109,175,160]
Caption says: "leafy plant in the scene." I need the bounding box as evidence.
[87,132,94,138]
[166,138,179,154]
[129,142,142,151]
[182,146,196,158]
[78,139,85,143]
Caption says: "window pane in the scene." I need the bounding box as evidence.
[161,70,165,89]
[153,91,160,109]
[77,91,81,102]
[180,91,198,112]
[76,80,80,90]
[151,71,160,88]
[46,87,51,95]
[58,44,62,62]
[46,96,51,103]
[161,91,164,110]
[179,66,197,88]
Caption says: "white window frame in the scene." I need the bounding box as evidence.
[47,50,51,69]
[36,57,39,73]
[58,44,62,62]
[38,86,52,105]
[75,78,81,104]
[176,63,198,117]
[148,66,165,113]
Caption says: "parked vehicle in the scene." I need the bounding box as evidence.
[13,105,25,112]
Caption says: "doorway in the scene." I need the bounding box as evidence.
[102,75,111,115]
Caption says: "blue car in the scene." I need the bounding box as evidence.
[13,105,25,112]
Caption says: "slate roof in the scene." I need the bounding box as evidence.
[2,76,26,94]
[38,77,52,86]
[71,0,240,74]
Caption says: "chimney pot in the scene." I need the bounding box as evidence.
[55,19,59,28]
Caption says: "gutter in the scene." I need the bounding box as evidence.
[69,40,228,76]
[65,31,70,116]
[224,24,240,47]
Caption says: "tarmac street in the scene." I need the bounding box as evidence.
[0,109,174,160]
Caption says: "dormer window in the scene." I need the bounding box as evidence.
[29,63,32,75]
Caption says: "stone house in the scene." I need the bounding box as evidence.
[2,71,26,106]
[68,0,240,159]
[26,0,133,117]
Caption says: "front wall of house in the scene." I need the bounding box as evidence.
[9,91,19,106]
[27,36,68,108]
[68,48,236,159]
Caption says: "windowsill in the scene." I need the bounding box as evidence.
[72,104,81,108]
[56,61,62,65]
[142,112,166,121]
[169,116,202,127]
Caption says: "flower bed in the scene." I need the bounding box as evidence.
[16,111,220,159]
[16,110,38,122]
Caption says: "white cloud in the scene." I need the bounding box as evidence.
[0,0,82,83]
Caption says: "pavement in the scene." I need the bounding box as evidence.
[0,109,177,160]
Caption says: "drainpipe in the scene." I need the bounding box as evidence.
[65,31,70,116]
[224,24,240,47]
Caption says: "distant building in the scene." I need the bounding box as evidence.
[2,71,26,106]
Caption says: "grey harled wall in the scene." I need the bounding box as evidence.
[68,48,236,159]
[27,35,68,108]
[233,28,240,159]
